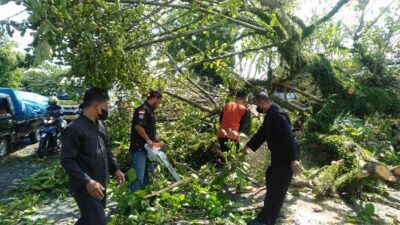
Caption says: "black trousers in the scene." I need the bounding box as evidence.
[257,165,293,225]
[71,188,106,225]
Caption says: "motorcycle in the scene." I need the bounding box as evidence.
[37,117,66,158]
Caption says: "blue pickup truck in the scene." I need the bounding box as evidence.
[0,88,44,157]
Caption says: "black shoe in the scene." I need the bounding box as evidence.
[247,219,267,225]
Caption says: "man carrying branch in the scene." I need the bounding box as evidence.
[242,92,301,225]
[217,90,251,163]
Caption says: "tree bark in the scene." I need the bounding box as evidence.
[392,166,400,176]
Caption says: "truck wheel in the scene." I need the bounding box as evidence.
[0,138,10,157]
[29,129,40,144]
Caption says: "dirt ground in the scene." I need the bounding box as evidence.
[1,143,399,225]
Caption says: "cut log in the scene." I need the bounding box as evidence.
[392,166,400,176]
[310,135,397,196]
[375,164,396,182]
[341,141,396,182]
[357,162,396,182]
[356,170,370,179]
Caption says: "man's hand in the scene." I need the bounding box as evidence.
[146,139,154,148]
[290,160,302,175]
[241,145,250,155]
[114,170,125,186]
[86,180,105,199]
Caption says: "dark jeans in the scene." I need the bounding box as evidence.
[257,165,293,225]
[71,188,106,225]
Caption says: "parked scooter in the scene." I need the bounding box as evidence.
[37,116,66,158]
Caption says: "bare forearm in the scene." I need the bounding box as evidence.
[134,125,151,142]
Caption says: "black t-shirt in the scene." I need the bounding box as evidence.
[129,102,157,151]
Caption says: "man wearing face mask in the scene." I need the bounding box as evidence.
[129,89,162,192]
[61,88,125,225]
[242,92,301,225]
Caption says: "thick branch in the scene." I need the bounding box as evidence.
[354,0,397,41]
[200,44,274,63]
[147,12,202,38]
[150,18,204,55]
[289,15,307,31]
[303,0,350,37]
[126,6,164,31]
[164,90,213,113]
[124,24,219,50]
[162,49,217,106]
[273,81,323,102]
[270,95,309,113]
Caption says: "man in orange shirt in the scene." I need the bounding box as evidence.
[217,90,251,157]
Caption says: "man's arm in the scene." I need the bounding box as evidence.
[273,113,298,161]
[105,136,125,185]
[101,123,119,175]
[107,147,119,174]
[134,125,152,144]
[60,127,91,188]
[245,116,268,152]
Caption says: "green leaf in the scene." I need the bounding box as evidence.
[364,203,375,217]
[137,2,145,15]
[127,168,136,181]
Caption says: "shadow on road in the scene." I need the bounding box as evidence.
[0,140,59,198]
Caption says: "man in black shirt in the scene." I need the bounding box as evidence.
[242,92,301,225]
[61,88,125,225]
[129,90,162,192]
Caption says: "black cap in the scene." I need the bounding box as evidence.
[147,89,163,99]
